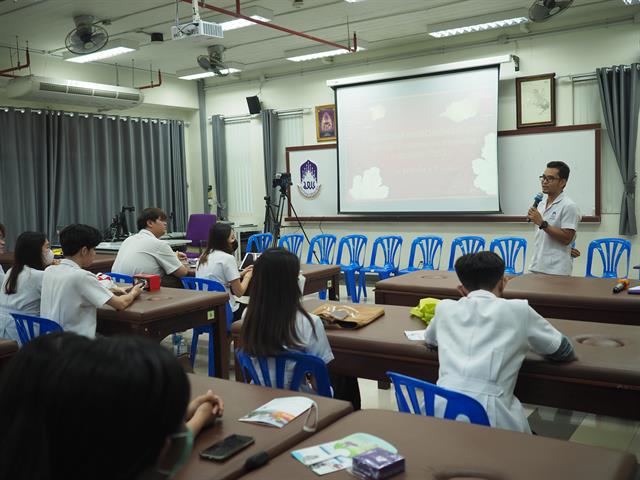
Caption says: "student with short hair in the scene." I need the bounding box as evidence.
[0,232,54,343]
[0,332,223,480]
[41,224,142,337]
[112,207,188,287]
[240,248,361,409]
[196,223,253,321]
[425,251,575,433]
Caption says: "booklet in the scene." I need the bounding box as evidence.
[239,396,314,428]
[404,329,427,341]
[291,433,397,475]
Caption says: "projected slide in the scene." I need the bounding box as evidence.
[336,66,499,214]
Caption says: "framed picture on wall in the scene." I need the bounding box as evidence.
[315,104,336,142]
[516,73,556,129]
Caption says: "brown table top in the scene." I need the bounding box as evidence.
[177,374,352,480]
[299,263,341,278]
[375,271,640,323]
[241,410,637,480]
[97,287,228,323]
[0,252,117,275]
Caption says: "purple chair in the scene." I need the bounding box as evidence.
[185,214,217,259]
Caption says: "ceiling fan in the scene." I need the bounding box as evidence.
[529,0,574,22]
[197,45,230,76]
[65,15,109,54]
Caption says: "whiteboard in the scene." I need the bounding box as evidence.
[285,124,600,221]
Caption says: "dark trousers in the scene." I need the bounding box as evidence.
[329,372,361,411]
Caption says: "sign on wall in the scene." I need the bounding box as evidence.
[286,144,338,218]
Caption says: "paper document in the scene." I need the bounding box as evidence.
[404,329,426,341]
[239,396,313,428]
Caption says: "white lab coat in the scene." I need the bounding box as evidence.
[424,289,563,433]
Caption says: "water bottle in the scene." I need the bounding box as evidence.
[172,333,186,356]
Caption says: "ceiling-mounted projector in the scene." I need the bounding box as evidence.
[171,0,223,43]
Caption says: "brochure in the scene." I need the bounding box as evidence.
[404,329,427,341]
[291,433,397,475]
[239,396,314,428]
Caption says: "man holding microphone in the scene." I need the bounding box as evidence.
[527,161,580,276]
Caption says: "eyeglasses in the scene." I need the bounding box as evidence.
[539,175,560,183]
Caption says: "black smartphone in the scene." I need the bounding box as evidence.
[199,434,255,461]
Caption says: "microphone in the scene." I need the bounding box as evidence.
[527,193,544,223]
[613,279,629,294]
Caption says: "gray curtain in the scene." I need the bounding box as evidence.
[0,108,188,247]
[597,64,640,235]
[261,109,279,201]
[211,115,228,220]
[0,109,49,249]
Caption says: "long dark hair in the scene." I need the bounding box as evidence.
[4,231,47,295]
[241,248,314,356]
[199,223,233,265]
[0,332,190,480]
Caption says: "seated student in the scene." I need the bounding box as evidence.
[196,223,253,321]
[0,223,6,286]
[41,224,143,337]
[112,207,188,288]
[424,251,576,434]
[0,232,54,343]
[241,248,361,409]
[0,332,223,480]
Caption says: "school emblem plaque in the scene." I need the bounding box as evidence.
[297,160,321,198]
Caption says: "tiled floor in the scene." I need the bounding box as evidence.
[166,281,640,465]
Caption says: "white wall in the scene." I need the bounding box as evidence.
[204,22,640,277]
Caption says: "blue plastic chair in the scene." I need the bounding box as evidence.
[585,238,631,279]
[104,272,134,283]
[181,277,233,377]
[278,233,304,258]
[361,236,403,299]
[447,236,486,271]
[336,235,368,303]
[387,371,490,426]
[489,237,527,276]
[236,348,333,397]
[246,233,273,254]
[12,313,63,345]
[399,236,443,275]
[306,234,337,300]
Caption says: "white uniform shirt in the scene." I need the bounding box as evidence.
[424,290,563,433]
[246,311,334,391]
[40,259,113,338]
[529,192,580,276]
[196,250,240,311]
[0,267,44,343]
[111,229,183,277]
[0,265,4,287]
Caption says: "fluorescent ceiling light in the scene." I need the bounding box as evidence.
[344,0,367,2]
[285,39,368,62]
[63,39,138,63]
[176,63,243,80]
[623,0,640,4]
[428,9,529,38]
[214,6,273,31]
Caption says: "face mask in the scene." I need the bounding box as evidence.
[230,239,239,252]
[298,273,306,296]
[157,427,193,478]
[43,249,55,266]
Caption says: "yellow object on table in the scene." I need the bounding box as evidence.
[410,297,440,326]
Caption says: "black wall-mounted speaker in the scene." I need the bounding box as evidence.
[246,95,261,114]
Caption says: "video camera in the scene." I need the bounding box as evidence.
[272,172,292,191]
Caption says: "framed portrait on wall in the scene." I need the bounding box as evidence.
[516,73,556,129]
[315,104,336,142]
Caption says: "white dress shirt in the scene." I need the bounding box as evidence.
[196,249,240,311]
[112,229,183,277]
[40,259,113,338]
[425,289,563,433]
[529,192,580,276]
[0,267,44,343]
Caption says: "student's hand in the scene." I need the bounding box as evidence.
[130,283,144,298]
[570,248,581,258]
[241,265,253,279]
[111,286,129,296]
[176,251,188,261]
[456,285,467,297]
[527,208,543,226]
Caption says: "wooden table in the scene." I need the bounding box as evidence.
[241,410,637,480]
[375,270,640,324]
[0,252,116,275]
[233,299,640,419]
[97,287,230,378]
[176,374,352,480]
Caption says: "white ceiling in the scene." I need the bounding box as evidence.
[0,0,637,82]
